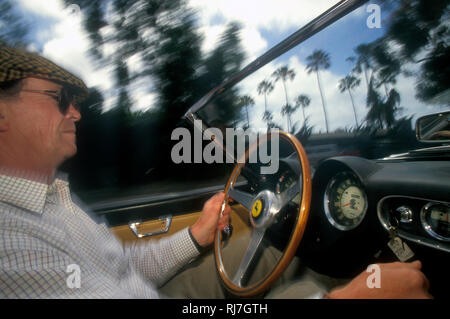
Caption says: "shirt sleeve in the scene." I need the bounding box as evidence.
[123,227,201,287]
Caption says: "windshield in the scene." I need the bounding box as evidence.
[193,0,449,168]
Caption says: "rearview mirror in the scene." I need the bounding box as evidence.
[416,111,450,143]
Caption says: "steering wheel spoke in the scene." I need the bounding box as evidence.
[228,187,255,211]
[232,229,266,287]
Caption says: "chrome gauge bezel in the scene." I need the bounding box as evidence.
[323,171,368,231]
[420,202,450,242]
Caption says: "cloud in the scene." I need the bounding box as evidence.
[17,0,68,19]
[190,0,340,61]
[190,0,340,32]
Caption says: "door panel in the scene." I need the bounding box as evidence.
[110,204,251,244]
[111,212,201,243]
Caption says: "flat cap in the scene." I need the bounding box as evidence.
[0,45,88,104]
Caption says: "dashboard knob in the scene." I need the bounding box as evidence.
[395,206,413,223]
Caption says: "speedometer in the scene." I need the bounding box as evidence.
[324,172,367,231]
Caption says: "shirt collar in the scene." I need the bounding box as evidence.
[0,173,69,215]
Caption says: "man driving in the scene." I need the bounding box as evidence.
[0,46,432,299]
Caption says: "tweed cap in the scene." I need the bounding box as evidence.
[0,45,88,104]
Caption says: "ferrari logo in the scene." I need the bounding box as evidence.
[252,200,263,218]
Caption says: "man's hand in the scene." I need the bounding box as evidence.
[190,192,231,247]
[328,260,433,299]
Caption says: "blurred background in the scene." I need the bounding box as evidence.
[1,0,448,203]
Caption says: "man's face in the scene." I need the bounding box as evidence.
[4,77,81,171]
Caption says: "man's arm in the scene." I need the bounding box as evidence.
[124,192,230,287]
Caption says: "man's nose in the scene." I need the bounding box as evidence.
[66,104,82,122]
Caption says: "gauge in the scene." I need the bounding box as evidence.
[324,172,367,231]
[420,202,450,242]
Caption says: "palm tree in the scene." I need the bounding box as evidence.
[272,66,296,132]
[257,80,274,130]
[350,44,373,91]
[338,75,361,127]
[294,94,311,124]
[365,77,401,130]
[238,95,255,129]
[306,50,331,133]
[257,80,274,113]
[281,103,296,133]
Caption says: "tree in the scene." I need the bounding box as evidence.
[257,79,274,113]
[69,0,248,185]
[272,66,296,132]
[281,103,297,133]
[306,50,331,133]
[365,77,402,130]
[238,95,255,129]
[338,75,361,127]
[350,0,449,105]
[349,44,373,91]
[294,94,311,124]
[197,22,247,127]
[257,79,274,130]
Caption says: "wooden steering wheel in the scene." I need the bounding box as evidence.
[214,130,312,297]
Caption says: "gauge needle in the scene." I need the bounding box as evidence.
[343,202,358,210]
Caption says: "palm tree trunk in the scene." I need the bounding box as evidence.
[363,66,370,91]
[302,107,306,123]
[282,80,291,132]
[264,93,269,131]
[264,94,267,113]
[282,80,289,106]
[286,114,290,132]
[246,106,250,128]
[289,115,292,133]
[347,88,358,127]
[316,70,329,133]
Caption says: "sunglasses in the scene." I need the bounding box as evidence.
[21,87,78,114]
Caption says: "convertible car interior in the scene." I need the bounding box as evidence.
[64,0,449,298]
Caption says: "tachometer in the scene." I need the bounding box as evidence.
[324,172,367,231]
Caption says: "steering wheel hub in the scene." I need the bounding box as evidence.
[250,190,278,229]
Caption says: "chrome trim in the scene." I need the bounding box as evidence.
[91,182,246,214]
[128,215,172,238]
[323,171,368,231]
[420,202,450,243]
[396,230,450,253]
[377,195,450,252]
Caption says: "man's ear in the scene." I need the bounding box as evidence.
[0,102,10,132]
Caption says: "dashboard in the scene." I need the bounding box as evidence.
[297,152,450,297]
